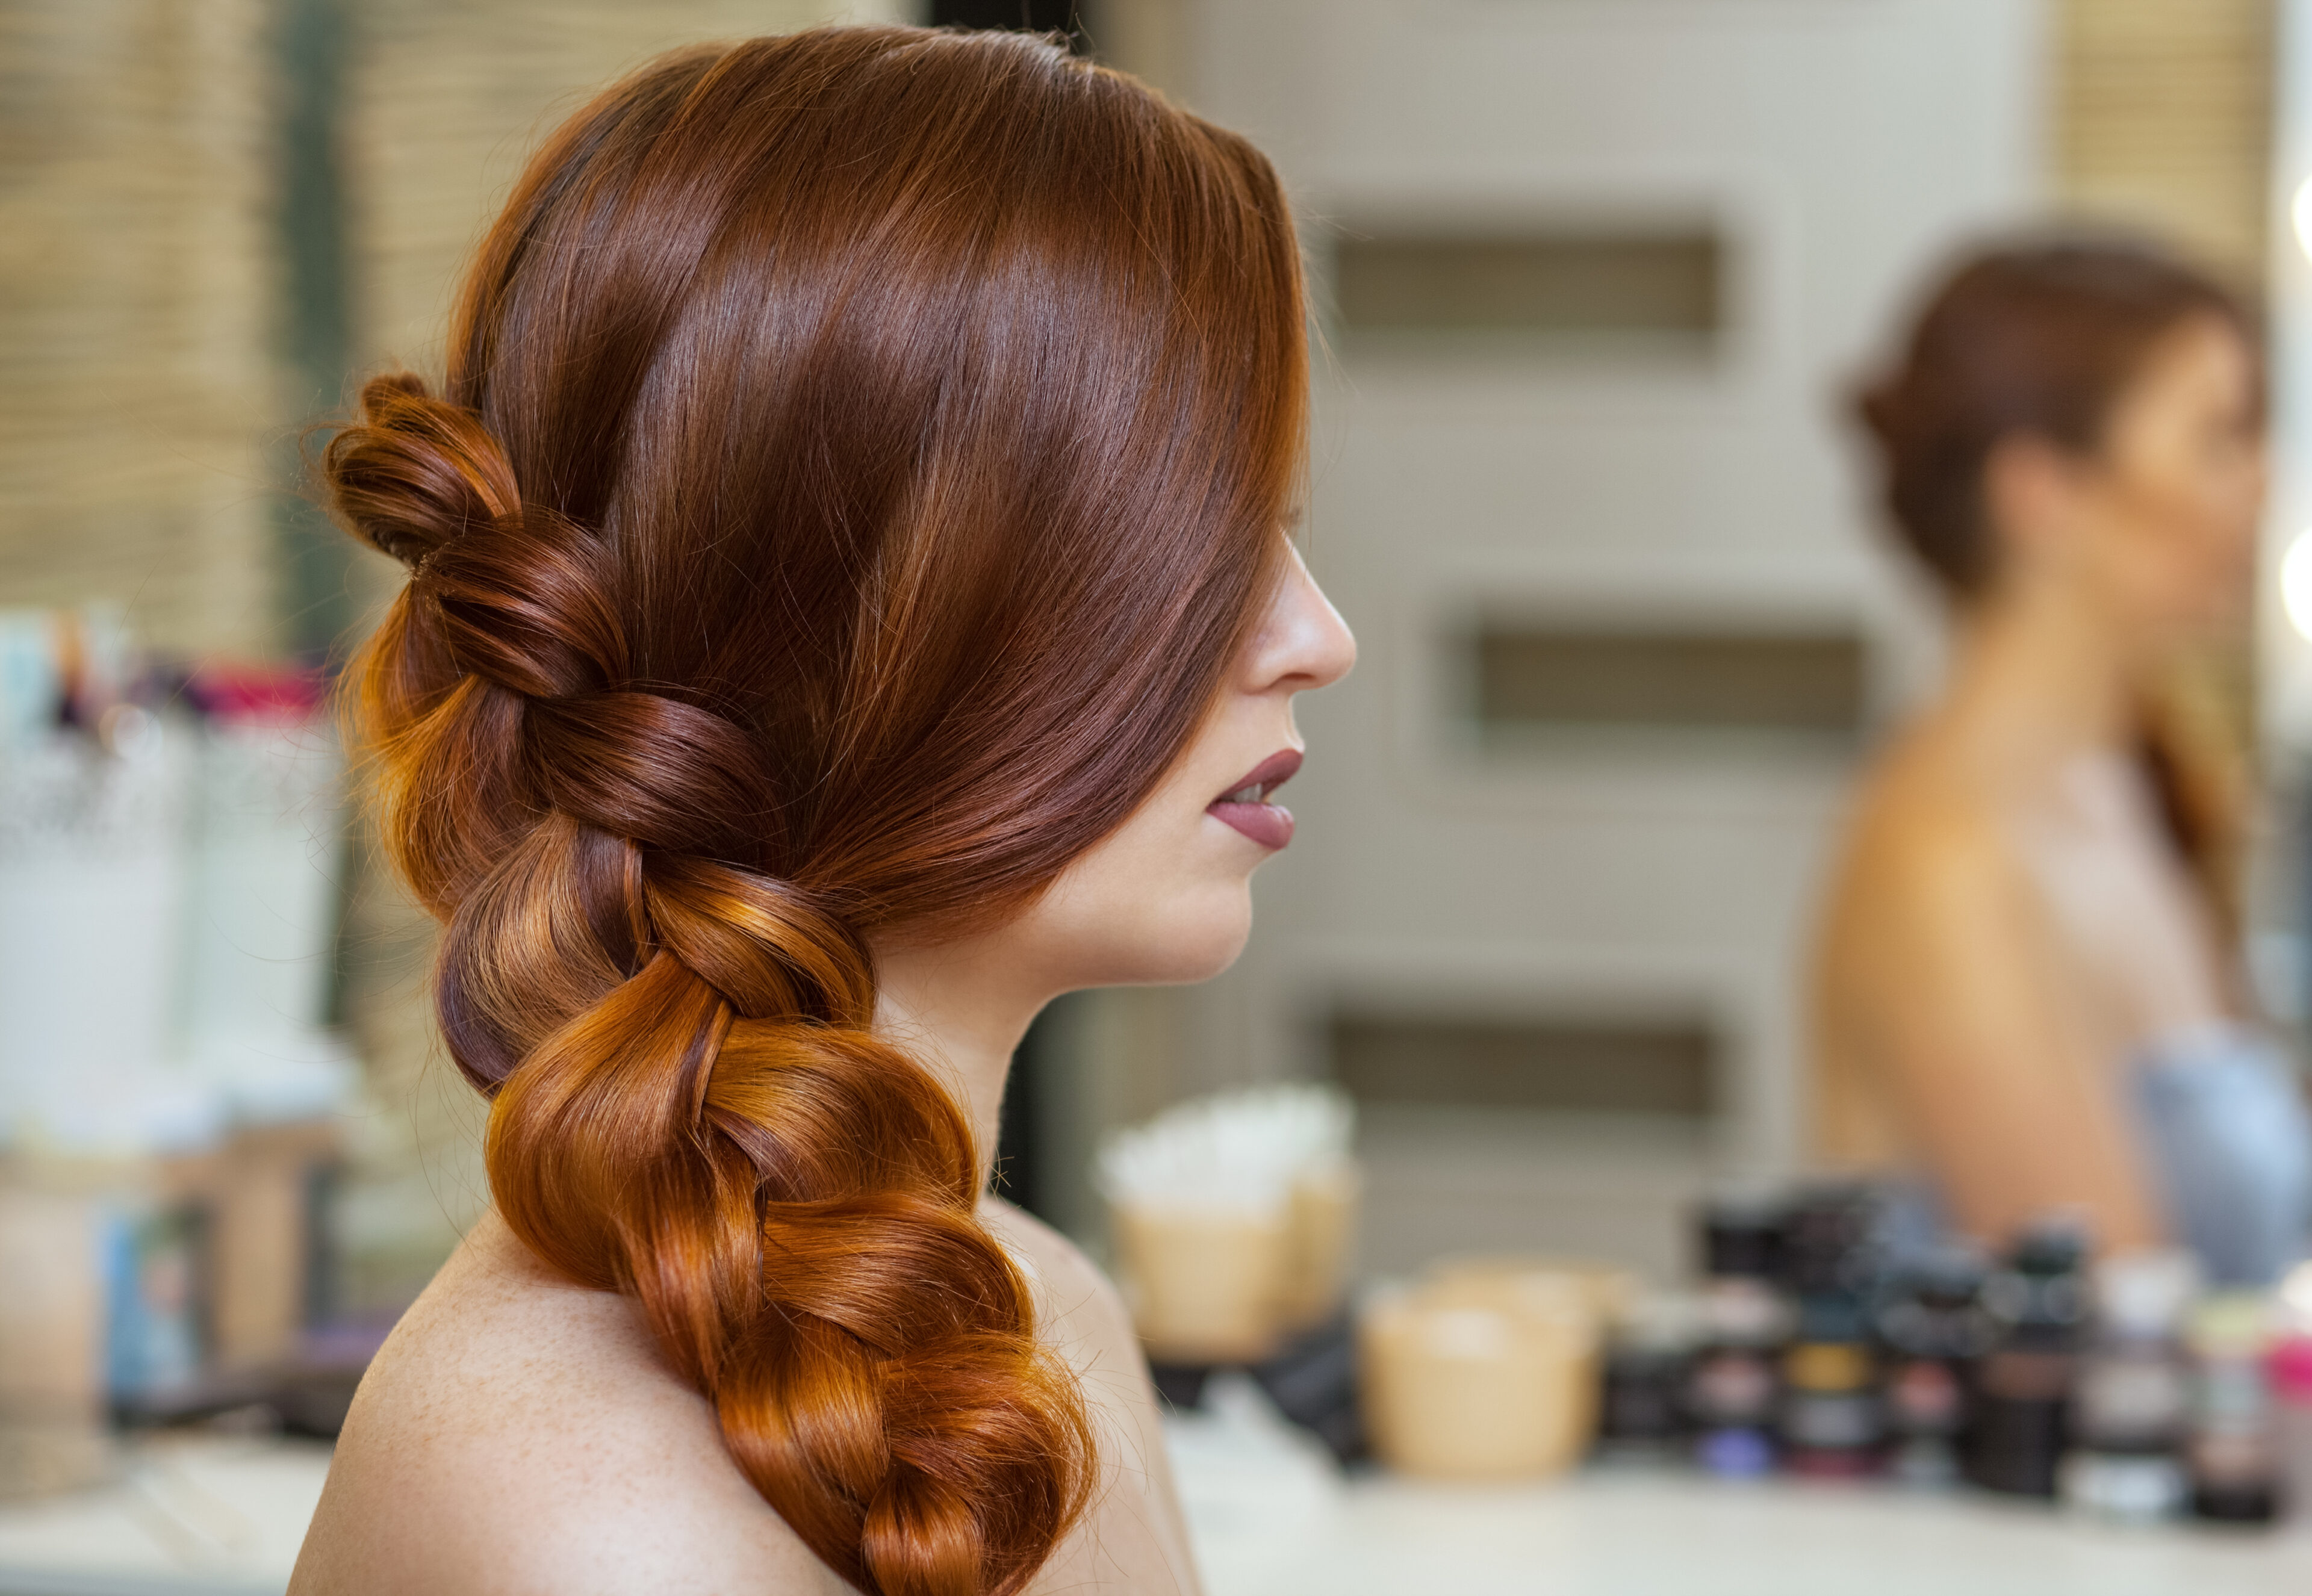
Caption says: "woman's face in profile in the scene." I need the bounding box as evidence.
[1008,541,1356,991]
[2081,312,2266,635]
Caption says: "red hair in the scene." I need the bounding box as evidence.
[325,28,1304,1596]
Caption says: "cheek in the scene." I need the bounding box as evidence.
[2116,468,2255,604]
[2177,474,2261,593]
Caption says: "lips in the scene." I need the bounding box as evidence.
[1207,748,1302,850]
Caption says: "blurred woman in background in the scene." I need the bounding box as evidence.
[1813,239,2309,1285]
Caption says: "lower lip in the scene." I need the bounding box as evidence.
[1208,800,1294,850]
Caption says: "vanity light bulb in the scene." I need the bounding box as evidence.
[2295,176,2312,263]
[2285,532,2312,642]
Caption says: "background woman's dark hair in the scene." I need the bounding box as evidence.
[1854,237,2254,598]
[1852,236,2260,951]
[324,27,1305,1596]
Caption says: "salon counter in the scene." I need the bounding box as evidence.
[1186,1467,2312,1596]
[1169,1376,2312,1596]
[0,1436,327,1596]
[4,1411,2312,1595]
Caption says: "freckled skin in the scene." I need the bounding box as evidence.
[293,1210,851,1596]
[293,1201,1166,1596]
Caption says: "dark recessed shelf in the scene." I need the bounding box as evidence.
[1467,622,1866,748]
[1331,1013,1717,1120]
[1334,227,1723,356]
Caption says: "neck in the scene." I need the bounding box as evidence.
[871,938,1050,1191]
[1945,571,2142,776]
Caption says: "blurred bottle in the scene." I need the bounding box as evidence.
[179,662,352,1129]
[1360,1266,1601,1480]
[0,1171,113,1498]
[1101,1086,1359,1367]
[2270,1262,2312,1524]
[0,703,190,1140]
[2185,1292,2277,1523]
[1965,1215,2090,1498]
[0,1106,222,1497]
[1686,1191,1789,1477]
[1777,1185,1886,1477]
[1596,1290,1700,1464]
[0,628,358,1483]
[176,666,353,1372]
[1875,1243,1994,1486]
[0,611,63,752]
[2059,1248,2196,1521]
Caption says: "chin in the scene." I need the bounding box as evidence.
[1162,918,1254,984]
[1101,886,1254,986]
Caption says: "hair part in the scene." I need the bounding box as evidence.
[328,28,1306,1595]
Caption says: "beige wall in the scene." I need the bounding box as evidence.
[1163,0,2046,1280]
[0,0,283,658]
[348,1,909,390]
[1086,0,1195,105]
[2055,0,2275,284]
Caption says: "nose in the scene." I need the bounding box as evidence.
[1244,542,1356,695]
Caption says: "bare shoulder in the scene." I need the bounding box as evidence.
[977,1196,1147,1403]
[977,1196,1201,1596]
[1817,727,2088,1075]
[290,1213,848,1596]
[1829,727,2025,946]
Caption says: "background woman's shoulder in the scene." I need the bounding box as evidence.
[1832,712,2021,907]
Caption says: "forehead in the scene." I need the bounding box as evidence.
[2097,314,2257,452]
[2128,314,2254,409]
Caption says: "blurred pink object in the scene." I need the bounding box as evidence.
[2269,1332,2312,1522]
[2267,1334,2312,1400]
[187,663,328,725]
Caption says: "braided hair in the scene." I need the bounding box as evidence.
[326,29,1305,1596]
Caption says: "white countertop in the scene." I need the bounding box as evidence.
[1170,1376,2312,1596]
[3,1406,2311,1595]
[0,1436,328,1596]
[1188,1467,2312,1596]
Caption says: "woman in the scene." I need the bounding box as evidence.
[291,28,1352,1596]
[1813,238,2307,1285]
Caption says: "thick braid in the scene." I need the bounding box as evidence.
[332,376,1092,1596]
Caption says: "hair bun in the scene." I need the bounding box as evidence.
[326,372,522,568]
[1850,371,1909,450]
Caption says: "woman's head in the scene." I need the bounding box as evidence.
[1854,238,2263,637]
[343,25,1313,978]
[327,27,1320,1595]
